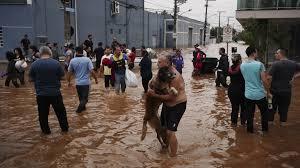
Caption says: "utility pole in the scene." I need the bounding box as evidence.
[226,16,234,54]
[217,11,225,43]
[173,0,178,48]
[203,0,208,46]
[75,0,78,46]
[62,0,71,44]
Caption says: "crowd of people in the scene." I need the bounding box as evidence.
[2,33,300,157]
[213,46,300,133]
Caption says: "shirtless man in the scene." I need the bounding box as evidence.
[147,55,187,157]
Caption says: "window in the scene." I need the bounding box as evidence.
[0,27,3,48]
[0,0,27,4]
[167,25,174,32]
[110,29,113,34]
[119,29,121,34]
[111,1,120,15]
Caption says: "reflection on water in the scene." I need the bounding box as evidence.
[0,48,300,167]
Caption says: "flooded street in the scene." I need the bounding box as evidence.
[0,44,300,168]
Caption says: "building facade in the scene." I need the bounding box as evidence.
[164,16,208,48]
[236,0,300,64]
[0,0,208,60]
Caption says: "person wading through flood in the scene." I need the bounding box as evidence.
[192,45,206,75]
[268,48,300,126]
[94,42,104,72]
[215,47,229,88]
[147,55,187,157]
[112,46,127,94]
[67,46,98,113]
[100,47,114,92]
[14,47,26,85]
[4,51,19,88]
[172,49,184,74]
[240,46,269,133]
[228,54,246,127]
[29,46,69,134]
[128,47,137,70]
[139,47,152,93]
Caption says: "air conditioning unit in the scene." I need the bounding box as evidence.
[111,1,120,15]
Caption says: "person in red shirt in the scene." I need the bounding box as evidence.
[128,47,136,70]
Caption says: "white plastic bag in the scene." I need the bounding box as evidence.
[125,69,138,87]
[15,60,27,71]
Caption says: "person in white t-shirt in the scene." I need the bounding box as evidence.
[101,48,114,91]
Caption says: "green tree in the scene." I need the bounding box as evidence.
[237,19,268,63]
[210,27,217,38]
[238,18,290,64]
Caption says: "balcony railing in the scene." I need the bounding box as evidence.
[237,0,300,10]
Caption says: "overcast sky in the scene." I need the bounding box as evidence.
[144,0,243,30]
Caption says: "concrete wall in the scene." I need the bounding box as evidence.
[164,15,207,48]
[77,0,106,48]
[0,4,33,59]
[143,12,164,48]
[0,1,65,59]
[126,0,144,48]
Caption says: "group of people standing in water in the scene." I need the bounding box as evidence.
[219,46,300,134]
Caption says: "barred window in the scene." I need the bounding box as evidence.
[0,0,27,4]
[0,27,3,48]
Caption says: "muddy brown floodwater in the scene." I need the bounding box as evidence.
[0,48,300,168]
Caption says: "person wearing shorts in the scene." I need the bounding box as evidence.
[148,55,187,157]
[161,102,187,131]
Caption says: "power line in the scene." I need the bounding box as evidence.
[144,1,173,10]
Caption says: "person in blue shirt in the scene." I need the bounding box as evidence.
[67,46,98,113]
[29,46,69,134]
[172,49,184,74]
[240,46,269,133]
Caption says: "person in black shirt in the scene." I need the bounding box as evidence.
[20,34,30,56]
[84,34,94,57]
[94,42,104,71]
[215,47,229,87]
[268,48,300,126]
[52,43,60,61]
[139,48,152,93]
[228,54,246,126]
[4,51,19,88]
[84,34,93,51]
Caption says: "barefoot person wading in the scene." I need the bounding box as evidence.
[147,55,187,157]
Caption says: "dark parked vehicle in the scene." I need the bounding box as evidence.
[201,57,219,73]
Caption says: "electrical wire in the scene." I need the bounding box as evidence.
[144,0,174,9]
